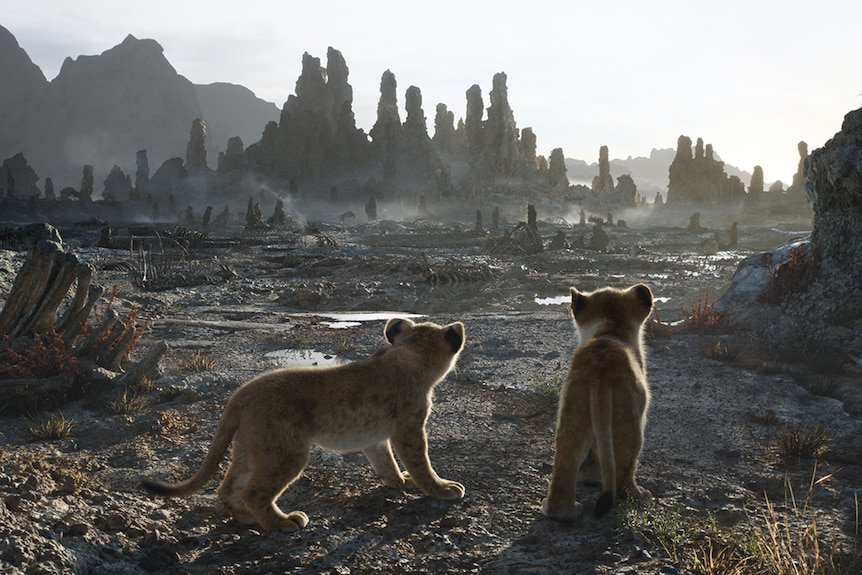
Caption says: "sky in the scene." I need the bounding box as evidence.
[5,0,861,184]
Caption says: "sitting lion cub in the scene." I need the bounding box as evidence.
[542,284,654,520]
[142,317,466,532]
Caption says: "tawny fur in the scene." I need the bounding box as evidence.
[541,284,654,521]
[142,317,466,532]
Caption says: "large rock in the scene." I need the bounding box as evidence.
[807,106,862,295]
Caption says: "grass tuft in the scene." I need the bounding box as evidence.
[774,424,831,467]
[106,388,149,414]
[529,373,563,400]
[178,350,216,372]
[704,340,740,362]
[26,412,75,441]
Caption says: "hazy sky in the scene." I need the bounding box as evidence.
[6,0,861,183]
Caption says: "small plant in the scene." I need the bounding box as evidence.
[530,373,563,399]
[774,423,831,466]
[760,243,817,305]
[26,412,75,441]
[136,375,157,393]
[335,337,355,356]
[106,388,149,414]
[0,329,84,382]
[704,340,740,362]
[178,350,216,372]
[680,293,726,333]
[804,377,842,400]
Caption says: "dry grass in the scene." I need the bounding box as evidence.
[622,473,861,574]
[704,340,741,362]
[106,388,149,414]
[26,411,75,441]
[774,424,831,467]
[177,350,216,372]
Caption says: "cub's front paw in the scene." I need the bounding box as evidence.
[541,498,583,521]
[429,480,466,500]
[629,486,653,504]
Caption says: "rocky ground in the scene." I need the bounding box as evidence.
[1,207,860,574]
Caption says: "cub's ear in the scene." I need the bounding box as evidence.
[630,284,653,310]
[570,287,587,316]
[443,322,465,353]
[384,318,413,343]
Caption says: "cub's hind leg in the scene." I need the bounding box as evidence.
[241,450,311,532]
[217,436,256,524]
[614,423,652,505]
[542,396,593,521]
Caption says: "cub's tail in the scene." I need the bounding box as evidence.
[141,404,238,498]
[590,384,616,517]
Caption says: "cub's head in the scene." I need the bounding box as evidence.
[570,283,653,343]
[384,317,465,362]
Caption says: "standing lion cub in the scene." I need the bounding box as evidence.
[542,284,654,520]
[142,317,466,532]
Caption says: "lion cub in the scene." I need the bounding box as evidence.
[142,317,466,532]
[542,284,654,520]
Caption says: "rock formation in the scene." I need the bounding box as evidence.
[614,174,639,207]
[267,48,370,179]
[807,107,862,294]
[102,165,132,201]
[591,145,614,194]
[432,103,459,155]
[480,72,520,177]
[369,70,403,159]
[787,140,809,195]
[667,136,745,204]
[464,84,485,169]
[548,148,568,189]
[1,153,40,197]
[402,85,432,157]
[134,150,150,199]
[749,165,764,195]
[80,165,94,202]
[219,136,246,172]
[185,118,208,174]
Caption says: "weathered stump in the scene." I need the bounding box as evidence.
[0,224,165,404]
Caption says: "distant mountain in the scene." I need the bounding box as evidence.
[0,27,280,188]
[567,147,752,201]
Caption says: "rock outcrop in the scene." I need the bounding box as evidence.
[102,165,132,201]
[369,69,403,160]
[266,49,371,180]
[667,136,745,205]
[591,145,614,194]
[1,153,40,197]
[185,119,208,175]
[807,107,862,296]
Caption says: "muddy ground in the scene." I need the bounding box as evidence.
[1,205,860,574]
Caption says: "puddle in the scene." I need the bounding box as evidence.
[290,311,424,329]
[264,349,343,367]
[535,295,569,306]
